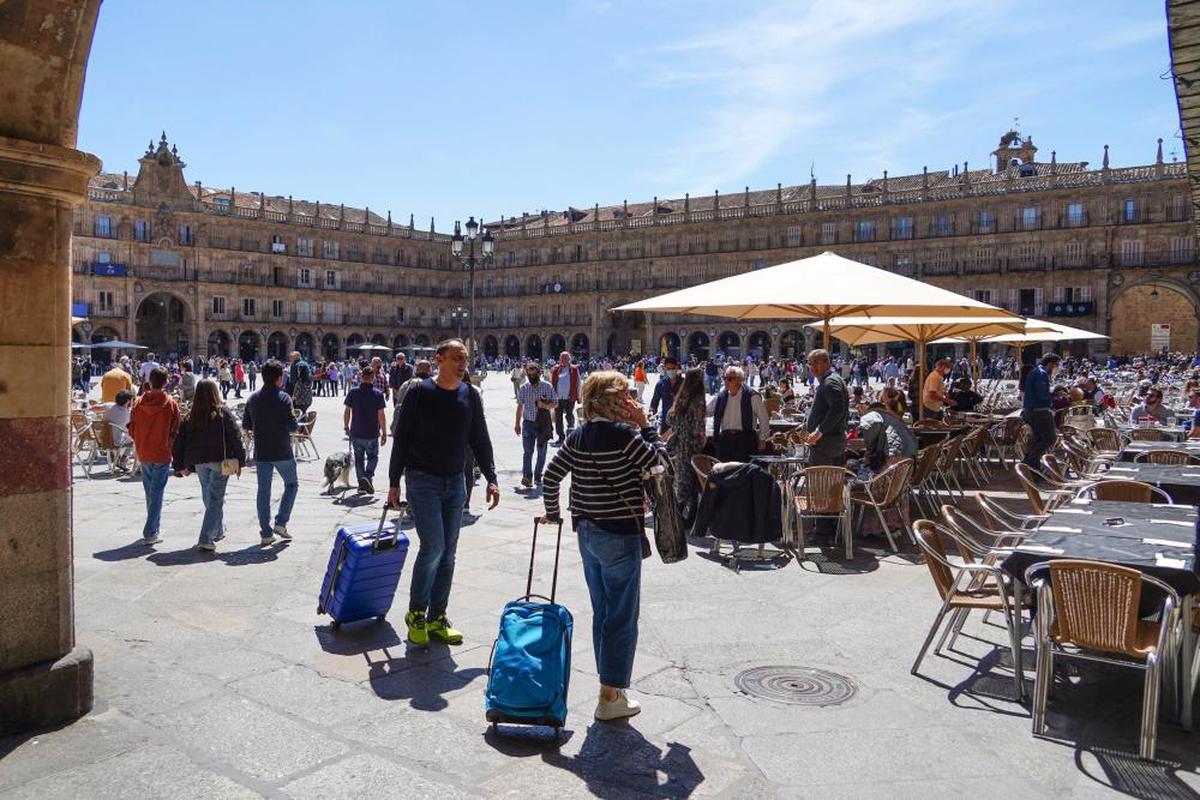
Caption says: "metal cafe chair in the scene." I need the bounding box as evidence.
[1135,449,1198,466]
[910,520,1027,700]
[1025,560,1180,761]
[849,458,913,552]
[792,466,855,559]
[976,494,1047,533]
[1128,428,1166,443]
[1014,463,1073,516]
[1073,479,1174,504]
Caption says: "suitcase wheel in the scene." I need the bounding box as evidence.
[376,614,386,622]
[330,621,341,631]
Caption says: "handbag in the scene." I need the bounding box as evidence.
[219,413,240,477]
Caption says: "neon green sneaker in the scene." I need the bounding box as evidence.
[427,614,463,645]
[405,610,429,646]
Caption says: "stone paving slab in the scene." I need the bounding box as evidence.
[2,376,1199,798]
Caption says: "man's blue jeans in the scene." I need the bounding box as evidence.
[140,462,170,540]
[255,458,299,536]
[405,469,467,617]
[195,461,230,545]
[521,420,548,481]
[351,437,379,482]
[577,518,642,688]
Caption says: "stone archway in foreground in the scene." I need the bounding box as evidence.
[0,0,104,733]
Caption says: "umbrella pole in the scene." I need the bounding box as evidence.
[823,318,830,351]
[917,339,926,421]
[970,339,978,386]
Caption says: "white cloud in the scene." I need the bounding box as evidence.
[636,0,999,191]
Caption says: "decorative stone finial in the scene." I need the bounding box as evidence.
[1156,137,1164,165]
[1103,144,1110,169]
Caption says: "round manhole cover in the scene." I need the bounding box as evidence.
[733,666,857,706]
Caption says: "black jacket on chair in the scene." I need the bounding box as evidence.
[690,461,782,544]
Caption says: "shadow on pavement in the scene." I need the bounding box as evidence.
[144,542,289,567]
[539,722,705,799]
[92,541,153,562]
[312,620,403,656]
[364,649,488,711]
[1078,745,1200,799]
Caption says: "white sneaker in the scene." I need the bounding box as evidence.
[260,534,276,546]
[273,524,292,540]
[196,542,216,552]
[595,690,641,722]
[141,535,162,545]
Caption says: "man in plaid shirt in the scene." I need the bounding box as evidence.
[370,356,390,395]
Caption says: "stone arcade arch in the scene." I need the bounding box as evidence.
[267,331,289,360]
[547,333,566,357]
[482,335,499,359]
[1107,280,1200,355]
[570,333,589,357]
[294,333,315,361]
[393,334,409,352]
[134,291,191,357]
[687,331,710,361]
[346,333,365,354]
[717,331,741,358]
[322,333,341,360]
[748,331,771,359]
[659,332,681,358]
[526,334,543,361]
[780,329,803,359]
[237,330,261,362]
[206,329,231,357]
[504,335,521,359]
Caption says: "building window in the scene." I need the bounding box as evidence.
[97,290,114,312]
[134,220,151,242]
[271,299,284,318]
[1021,206,1039,230]
[324,269,338,288]
[855,221,875,242]
[1054,286,1093,303]
[892,217,913,240]
[1062,241,1085,267]
[96,251,111,264]
[929,249,953,274]
[95,216,112,238]
[1170,194,1190,221]
[178,224,194,246]
[1014,244,1037,268]
[786,225,802,247]
[296,237,313,257]
[1123,199,1138,224]
[271,234,286,254]
[242,298,256,318]
[296,300,313,322]
[977,210,994,233]
[322,300,340,325]
[1120,239,1144,267]
[1066,202,1084,227]
[396,306,405,322]
[820,222,836,245]
[934,215,951,236]
[323,239,340,259]
[893,254,913,274]
[972,289,993,305]
[214,197,231,210]
[211,296,226,315]
[1171,236,1194,264]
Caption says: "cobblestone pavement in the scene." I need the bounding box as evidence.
[2,376,1198,798]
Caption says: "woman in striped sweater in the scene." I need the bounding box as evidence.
[541,370,666,722]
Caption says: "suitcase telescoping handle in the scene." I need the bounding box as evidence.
[373,504,401,551]
[526,516,564,603]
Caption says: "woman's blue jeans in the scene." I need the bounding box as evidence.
[195,461,229,545]
[577,518,642,688]
[405,469,467,617]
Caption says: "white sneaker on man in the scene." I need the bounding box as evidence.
[273,524,291,540]
[594,690,641,721]
[260,534,276,546]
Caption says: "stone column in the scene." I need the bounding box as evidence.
[0,0,103,733]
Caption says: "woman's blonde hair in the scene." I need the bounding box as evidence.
[579,370,630,422]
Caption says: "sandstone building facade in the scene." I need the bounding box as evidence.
[72,131,1197,362]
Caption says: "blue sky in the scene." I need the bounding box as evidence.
[79,0,1179,230]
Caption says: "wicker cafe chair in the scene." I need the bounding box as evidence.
[849,459,914,552]
[793,466,854,559]
[911,520,1027,699]
[92,421,133,475]
[1014,463,1073,515]
[909,444,944,517]
[1128,428,1165,443]
[1135,449,1197,466]
[1074,479,1174,504]
[1039,454,1094,492]
[940,504,1027,559]
[1025,560,1180,761]
[70,411,99,478]
[976,494,1047,532]
[291,410,320,460]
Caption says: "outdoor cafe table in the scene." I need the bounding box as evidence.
[1118,440,1200,462]
[1117,424,1190,442]
[1099,463,1200,505]
[1001,499,1199,729]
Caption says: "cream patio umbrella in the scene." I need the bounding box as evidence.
[613,251,1018,349]
[827,316,1031,417]
[932,319,1108,384]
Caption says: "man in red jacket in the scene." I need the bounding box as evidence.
[127,367,181,545]
[549,351,580,446]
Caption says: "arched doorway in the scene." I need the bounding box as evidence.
[548,333,566,358]
[748,331,770,359]
[294,333,314,361]
[570,333,589,357]
[90,327,119,364]
[504,335,521,359]
[606,333,619,357]
[237,330,261,362]
[483,335,499,359]
[1108,282,1200,354]
[322,333,340,360]
[526,334,542,360]
[206,329,231,357]
[717,331,740,358]
[267,331,289,360]
[135,292,190,356]
[780,329,803,359]
[414,334,430,347]
[687,332,710,361]
[659,332,680,358]
[393,333,409,352]
[346,333,365,355]
[370,333,386,346]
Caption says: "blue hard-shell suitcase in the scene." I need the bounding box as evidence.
[485,517,573,732]
[318,506,409,629]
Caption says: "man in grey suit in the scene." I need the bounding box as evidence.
[804,349,848,466]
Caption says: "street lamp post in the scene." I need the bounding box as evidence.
[450,216,494,362]
[451,305,467,341]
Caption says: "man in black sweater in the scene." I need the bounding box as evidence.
[243,360,300,546]
[388,339,499,647]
